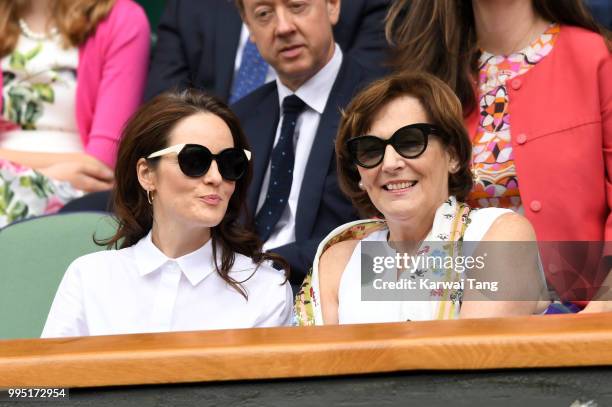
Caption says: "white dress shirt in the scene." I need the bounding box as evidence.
[41,232,293,338]
[257,44,344,251]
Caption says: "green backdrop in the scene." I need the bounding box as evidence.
[135,0,166,31]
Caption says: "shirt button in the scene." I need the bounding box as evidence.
[516,133,527,145]
[511,78,522,90]
[530,200,542,212]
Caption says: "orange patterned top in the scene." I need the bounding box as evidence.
[467,24,560,212]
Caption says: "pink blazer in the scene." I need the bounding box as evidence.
[0,0,150,168]
[466,25,612,303]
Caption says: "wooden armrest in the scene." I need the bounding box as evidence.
[1,313,611,388]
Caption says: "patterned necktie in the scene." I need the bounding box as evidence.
[229,39,268,104]
[255,95,307,241]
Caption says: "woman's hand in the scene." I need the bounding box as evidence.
[38,156,114,192]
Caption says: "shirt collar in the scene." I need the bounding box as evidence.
[276,44,343,115]
[133,232,217,286]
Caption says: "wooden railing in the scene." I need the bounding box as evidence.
[2,313,612,388]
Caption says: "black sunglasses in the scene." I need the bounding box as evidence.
[346,123,440,168]
[147,143,251,181]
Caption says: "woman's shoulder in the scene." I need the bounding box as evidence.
[317,219,387,269]
[466,207,535,242]
[319,239,361,269]
[66,246,134,275]
[93,0,150,38]
[559,25,610,56]
[561,25,607,42]
[108,0,149,21]
[467,206,512,224]
[319,219,387,253]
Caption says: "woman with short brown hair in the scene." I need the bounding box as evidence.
[335,72,474,219]
[295,72,547,325]
[0,0,149,226]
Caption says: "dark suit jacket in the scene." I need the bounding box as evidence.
[145,0,390,101]
[232,56,378,284]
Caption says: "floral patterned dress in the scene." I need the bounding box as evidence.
[0,31,83,228]
[467,24,560,212]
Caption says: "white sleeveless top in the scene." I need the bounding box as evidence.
[337,207,511,324]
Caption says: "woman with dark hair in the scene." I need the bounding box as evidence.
[295,72,547,325]
[0,0,149,226]
[42,90,293,337]
[386,0,611,312]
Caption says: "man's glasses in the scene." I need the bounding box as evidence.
[346,123,440,168]
[147,144,251,181]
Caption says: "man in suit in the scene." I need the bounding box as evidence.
[231,0,380,285]
[145,0,389,102]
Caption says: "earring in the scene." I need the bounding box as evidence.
[358,180,365,190]
[146,190,153,205]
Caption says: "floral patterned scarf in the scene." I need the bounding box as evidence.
[294,197,472,325]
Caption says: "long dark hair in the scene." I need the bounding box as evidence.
[101,89,289,298]
[385,0,611,116]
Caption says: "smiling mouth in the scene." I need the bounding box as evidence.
[383,181,418,191]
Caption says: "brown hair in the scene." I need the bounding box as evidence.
[336,72,473,219]
[0,0,116,58]
[102,89,289,298]
[385,0,611,117]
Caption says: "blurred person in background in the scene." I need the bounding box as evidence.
[145,0,390,103]
[230,0,382,287]
[0,0,149,226]
[385,0,611,313]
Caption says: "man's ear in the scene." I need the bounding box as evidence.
[137,158,156,192]
[327,0,341,26]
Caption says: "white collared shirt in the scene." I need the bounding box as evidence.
[41,232,293,338]
[257,44,343,251]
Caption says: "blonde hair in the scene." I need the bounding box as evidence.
[0,0,117,58]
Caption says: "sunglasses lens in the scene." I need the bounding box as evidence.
[394,127,427,158]
[217,148,248,181]
[178,145,212,177]
[349,137,385,168]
